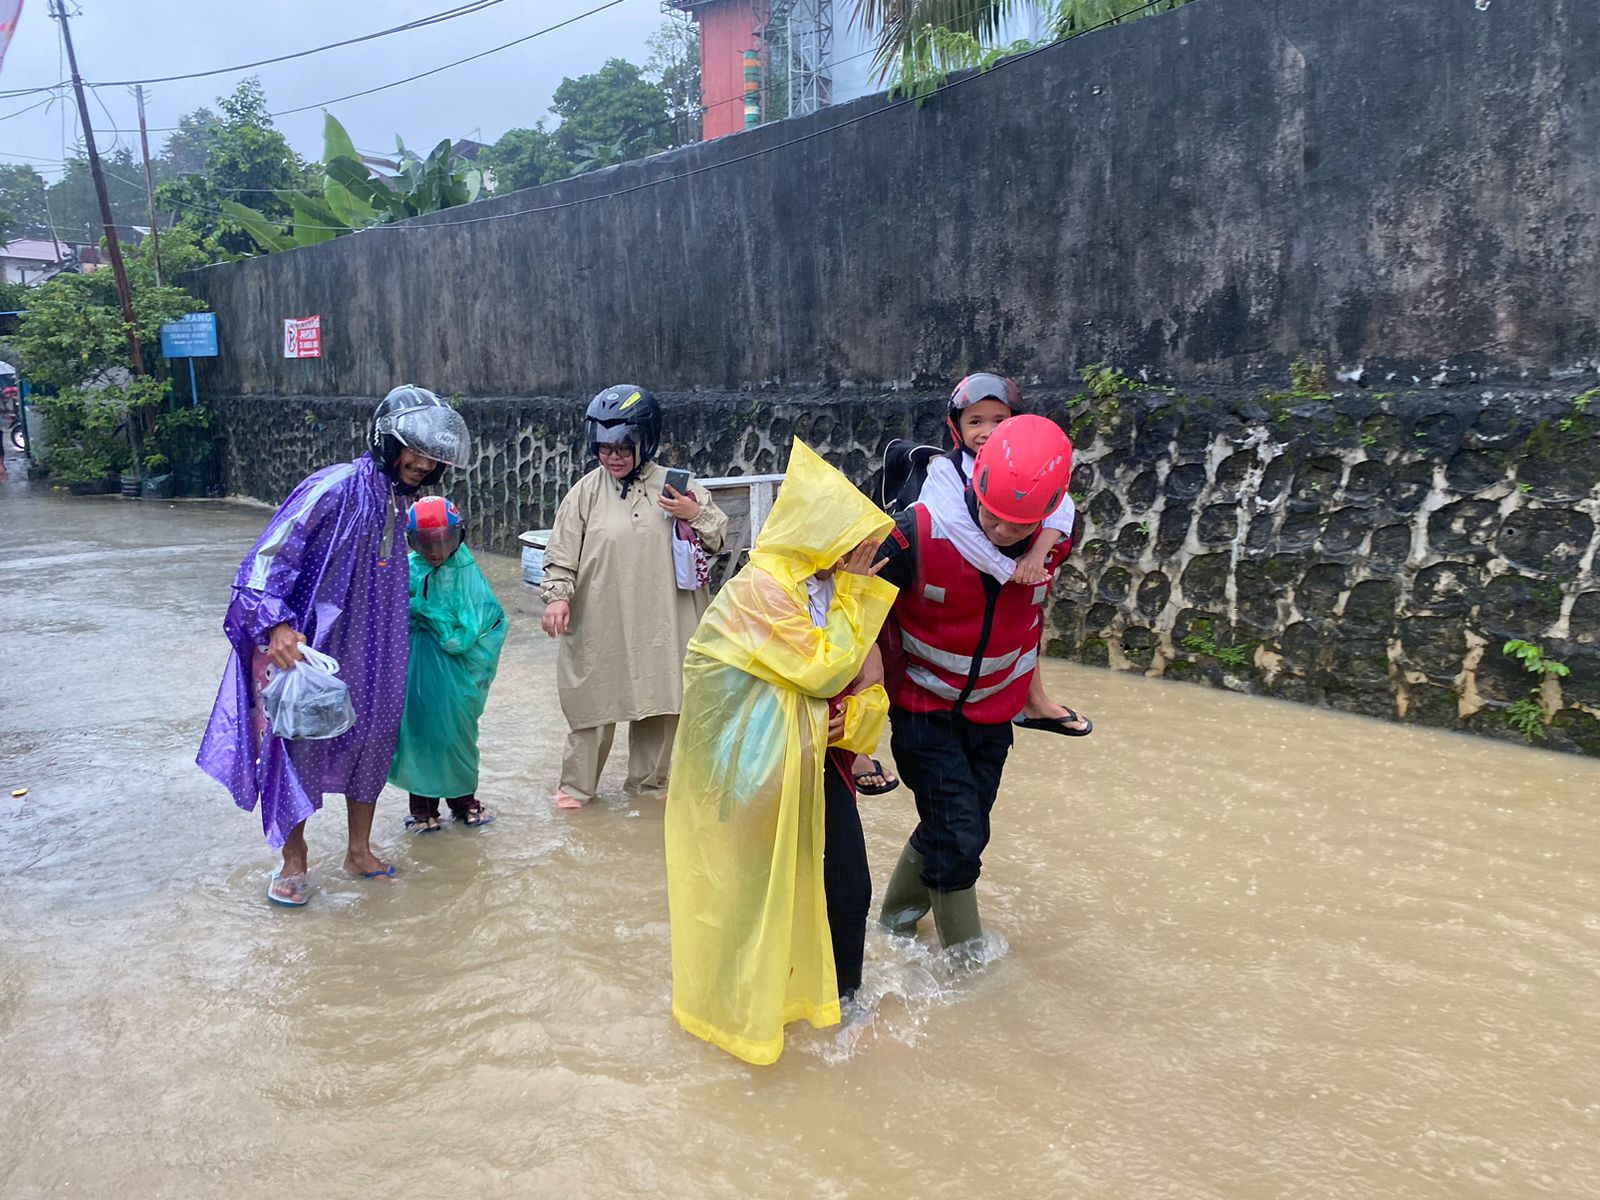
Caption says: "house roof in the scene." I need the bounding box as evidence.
[1,238,69,262]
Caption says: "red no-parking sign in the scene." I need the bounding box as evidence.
[283,315,322,359]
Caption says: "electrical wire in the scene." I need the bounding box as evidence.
[99,0,633,134]
[84,0,511,88]
[0,93,62,124]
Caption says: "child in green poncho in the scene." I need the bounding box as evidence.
[390,496,507,831]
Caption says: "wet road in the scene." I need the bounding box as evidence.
[1,470,1597,1199]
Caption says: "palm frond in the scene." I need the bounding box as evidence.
[850,0,1034,80]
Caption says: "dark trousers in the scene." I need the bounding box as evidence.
[889,707,1014,893]
[823,759,871,997]
[409,792,476,820]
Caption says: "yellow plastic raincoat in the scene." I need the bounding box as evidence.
[665,439,897,1065]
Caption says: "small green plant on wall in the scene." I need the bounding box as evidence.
[1181,618,1255,669]
[1502,638,1570,740]
[1081,362,1135,400]
[1288,356,1330,398]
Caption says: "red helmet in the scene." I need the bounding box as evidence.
[947,372,1022,446]
[972,415,1073,525]
[406,495,464,557]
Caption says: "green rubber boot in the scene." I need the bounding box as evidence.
[877,843,931,935]
[929,886,983,950]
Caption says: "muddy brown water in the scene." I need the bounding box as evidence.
[1,473,1596,1199]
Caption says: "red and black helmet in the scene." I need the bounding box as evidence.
[947,372,1023,447]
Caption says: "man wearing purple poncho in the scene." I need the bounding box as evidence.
[198,386,470,907]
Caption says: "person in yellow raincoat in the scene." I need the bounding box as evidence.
[665,439,898,1066]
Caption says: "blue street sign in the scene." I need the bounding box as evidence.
[159,312,218,358]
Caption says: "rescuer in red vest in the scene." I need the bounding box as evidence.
[873,413,1075,950]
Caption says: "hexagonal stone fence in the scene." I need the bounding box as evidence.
[217,380,1600,754]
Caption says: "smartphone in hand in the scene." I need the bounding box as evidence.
[663,467,691,497]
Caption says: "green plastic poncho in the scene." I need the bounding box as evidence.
[388,545,507,798]
[665,439,897,1065]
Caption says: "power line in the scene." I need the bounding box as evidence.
[0,92,62,124]
[83,0,511,88]
[0,81,69,99]
[99,0,633,134]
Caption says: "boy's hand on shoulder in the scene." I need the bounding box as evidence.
[1011,550,1049,588]
[1013,554,1048,586]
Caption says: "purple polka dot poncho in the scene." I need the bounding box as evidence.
[197,456,410,848]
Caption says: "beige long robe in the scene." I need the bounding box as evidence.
[541,461,728,731]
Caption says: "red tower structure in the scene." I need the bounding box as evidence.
[667,0,763,140]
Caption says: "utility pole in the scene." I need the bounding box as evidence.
[51,0,144,377]
[135,84,160,288]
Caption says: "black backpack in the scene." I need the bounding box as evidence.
[879,440,955,514]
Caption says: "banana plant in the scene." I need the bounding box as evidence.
[223,114,484,254]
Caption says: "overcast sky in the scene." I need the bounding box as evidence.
[0,0,673,178]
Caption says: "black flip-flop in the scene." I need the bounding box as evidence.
[1013,709,1093,737]
[853,759,900,796]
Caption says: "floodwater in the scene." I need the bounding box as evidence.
[1,467,1597,1200]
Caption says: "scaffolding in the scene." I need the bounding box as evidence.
[771,0,833,118]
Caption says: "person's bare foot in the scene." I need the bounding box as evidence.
[271,830,310,901]
[343,848,398,878]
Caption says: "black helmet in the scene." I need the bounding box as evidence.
[585,384,662,464]
[369,384,470,490]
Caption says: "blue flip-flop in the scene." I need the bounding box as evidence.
[267,869,309,907]
[357,864,398,879]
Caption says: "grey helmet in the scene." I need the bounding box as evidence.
[369,385,469,489]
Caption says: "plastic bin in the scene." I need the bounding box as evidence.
[519,529,553,587]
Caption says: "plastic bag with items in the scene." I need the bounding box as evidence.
[262,646,357,740]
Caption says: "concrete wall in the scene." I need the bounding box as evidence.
[186,0,1600,396]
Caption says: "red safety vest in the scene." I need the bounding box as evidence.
[886,504,1065,724]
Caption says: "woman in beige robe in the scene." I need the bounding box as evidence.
[540,385,728,807]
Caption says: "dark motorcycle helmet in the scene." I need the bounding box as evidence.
[585,384,662,464]
[369,384,469,490]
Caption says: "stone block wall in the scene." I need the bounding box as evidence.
[1048,380,1600,755]
[216,378,1600,754]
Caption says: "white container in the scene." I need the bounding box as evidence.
[518,529,553,587]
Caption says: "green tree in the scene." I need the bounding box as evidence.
[155,78,307,254]
[12,229,211,485]
[157,106,222,180]
[0,163,52,241]
[46,149,147,245]
[646,18,702,146]
[550,59,672,166]
[487,122,571,192]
